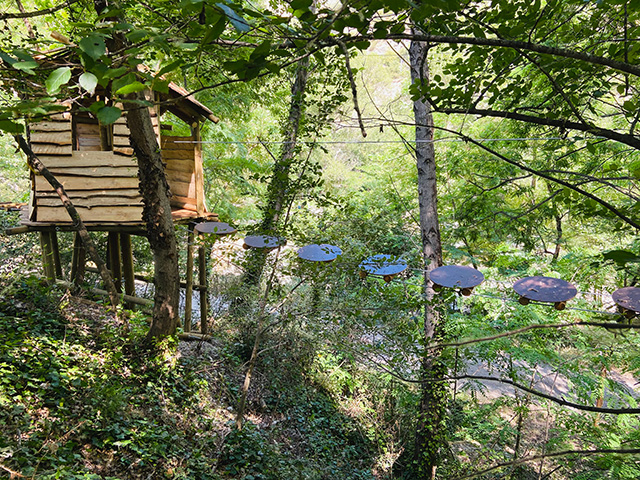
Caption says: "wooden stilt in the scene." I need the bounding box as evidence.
[50,231,63,279]
[70,232,86,288]
[120,233,135,309]
[184,224,195,333]
[199,242,208,334]
[39,231,56,283]
[107,232,122,292]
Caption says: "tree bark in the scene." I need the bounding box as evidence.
[125,97,180,340]
[96,0,181,340]
[409,38,445,480]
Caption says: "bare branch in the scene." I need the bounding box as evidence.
[0,0,80,20]
[454,447,640,480]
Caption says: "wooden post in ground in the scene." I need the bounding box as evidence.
[198,241,208,334]
[120,233,135,309]
[107,232,122,292]
[70,232,86,288]
[50,231,63,279]
[184,224,195,333]
[39,231,56,283]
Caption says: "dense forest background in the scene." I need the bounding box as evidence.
[1,0,640,478]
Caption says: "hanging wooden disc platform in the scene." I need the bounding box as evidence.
[430,265,484,296]
[243,235,286,250]
[359,254,408,283]
[297,244,342,262]
[612,287,640,318]
[512,276,578,310]
[195,221,237,235]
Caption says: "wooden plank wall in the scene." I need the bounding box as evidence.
[30,115,72,156]
[34,152,143,223]
[161,135,198,211]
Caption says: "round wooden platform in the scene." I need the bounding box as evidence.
[297,244,342,262]
[512,276,577,310]
[243,235,286,250]
[430,265,484,295]
[612,287,640,316]
[359,254,408,282]
[194,222,237,235]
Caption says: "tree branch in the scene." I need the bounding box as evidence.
[343,33,640,77]
[454,447,640,480]
[430,106,640,150]
[0,0,80,20]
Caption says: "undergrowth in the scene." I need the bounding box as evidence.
[0,275,379,479]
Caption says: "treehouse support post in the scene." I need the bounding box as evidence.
[199,242,208,334]
[39,231,56,283]
[120,233,135,309]
[107,232,122,292]
[184,224,195,333]
[70,232,86,288]
[50,231,62,279]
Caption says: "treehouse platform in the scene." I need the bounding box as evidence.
[8,81,221,328]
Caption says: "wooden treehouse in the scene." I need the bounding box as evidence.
[10,83,220,322]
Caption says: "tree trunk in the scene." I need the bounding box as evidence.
[409,38,446,480]
[125,96,180,340]
[242,57,310,287]
[96,0,181,340]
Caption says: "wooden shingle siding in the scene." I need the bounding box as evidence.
[30,117,73,156]
[161,135,198,211]
[36,205,144,223]
[34,151,143,223]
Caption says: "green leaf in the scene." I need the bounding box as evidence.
[0,119,24,134]
[201,15,226,45]
[96,106,122,125]
[45,67,72,95]
[12,61,38,74]
[112,72,136,93]
[216,3,250,32]
[156,60,183,78]
[115,81,146,95]
[89,101,105,114]
[79,72,98,95]
[152,78,170,94]
[126,29,149,43]
[79,35,106,60]
[603,250,640,266]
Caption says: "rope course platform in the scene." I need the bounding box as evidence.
[612,287,640,318]
[194,221,237,235]
[359,254,408,283]
[297,244,342,262]
[512,276,578,310]
[243,235,286,250]
[430,265,485,296]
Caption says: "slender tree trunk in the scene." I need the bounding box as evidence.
[409,38,446,480]
[96,0,180,339]
[242,57,310,287]
[125,97,180,340]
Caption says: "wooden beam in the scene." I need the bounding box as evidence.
[50,231,63,279]
[39,231,56,283]
[107,232,122,292]
[120,233,136,309]
[70,232,86,288]
[199,243,208,334]
[192,124,205,216]
[184,224,195,333]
